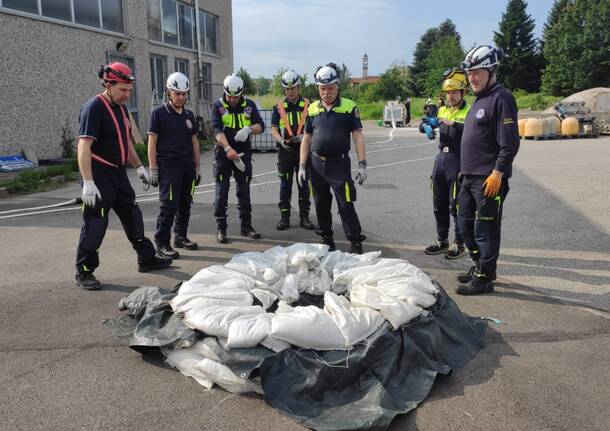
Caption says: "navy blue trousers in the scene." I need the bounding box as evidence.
[309,153,364,242]
[213,156,253,231]
[76,164,156,274]
[431,151,462,243]
[278,147,310,216]
[155,162,195,245]
[457,175,509,279]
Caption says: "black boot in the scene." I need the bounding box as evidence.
[217,230,228,244]
[322,236,336,251]
[445,242,466,259]
[299,215,315,230]
[350,241,363,254]
[157,244,180,259]
[424,240,449,255]
[75,272,101,291]
[455,274,494,295]
[276,214,290,231]
[457,265,477,283]
[174,236,198,250]
[138,255,173,273]
[241,226,261,239]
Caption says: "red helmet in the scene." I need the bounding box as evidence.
[98,62,134,84]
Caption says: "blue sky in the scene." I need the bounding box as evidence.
[233,0,556,79]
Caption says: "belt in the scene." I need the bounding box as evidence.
[313,152,347,161]
[440,147,456,153]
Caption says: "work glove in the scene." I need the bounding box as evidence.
[287,134,304,145]
[297,164,307,188]
[82,180,101,207]
[224,145,239,160]
[427,117,439,128]
[482,170,503,197]
[423,124,436,140]
[194,172,201,186]
[280,140,292,151]
[137,165,151,192]
[354,160,367,185]
[234,126,251,143]
[149,167,159,187]
[234,153,246,172]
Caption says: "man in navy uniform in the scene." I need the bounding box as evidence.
[456,45,520,295]
[147,72,200,259]
[298,63,367,254]
[210,73,265,243]
[75,62,172,290]
[270,69,315,231]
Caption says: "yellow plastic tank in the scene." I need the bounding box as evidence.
[524,118,544,138]
[518,118,528,137]
[545,117,561,136]
[561,117,580,136]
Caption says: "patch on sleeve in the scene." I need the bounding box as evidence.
[503,117,515,125]
[353,107,360,119]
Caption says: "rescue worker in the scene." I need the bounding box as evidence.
[147,72,200,259]
[404,96,412,125]
[270,70,315,231]
[422,69,470,259]
[211,73,265,243]
[75,62,172,290]
[298,63,367,254]
[456,45,520,295]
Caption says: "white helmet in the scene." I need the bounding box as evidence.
[223,73,244,96]
[281,70,300,88]
[461,45,503,71]
[314,65,339,86]
[166,72,189,92]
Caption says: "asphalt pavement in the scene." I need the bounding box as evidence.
[1,121,609,430]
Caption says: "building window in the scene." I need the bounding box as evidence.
[150,55,168,103]
[1,0,124,33]
[147,0,197,50]
[2,0,38,14]
[74,0,100,27]
[41,0,72,21]
[175,59,189,78]
[198,62,212,101]
[197,10,218,54]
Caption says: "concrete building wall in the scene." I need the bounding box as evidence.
[0,0,233,159]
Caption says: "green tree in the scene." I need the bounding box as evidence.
[422,36,465,97]
[543,0,570,41]
[253,76,271,95]
[270,67,289,96]
[408,19,461,96]
[542,0,610,95]
[372,62,410,101]
[493,0,542,92]
[235,67,255,95]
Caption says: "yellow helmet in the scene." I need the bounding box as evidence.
[442,70,468,92]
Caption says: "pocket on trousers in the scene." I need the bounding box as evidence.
[476,196,501,221]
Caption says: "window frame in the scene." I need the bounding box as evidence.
[0,0,126,35]
[150,54,168,104]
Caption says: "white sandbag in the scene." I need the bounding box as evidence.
[323,292,385,346]
[376,277,437,308]
[180,265,256,294]
[189,339,222,362]
[250,288,277,310]
[271,304,347,350]
[170,288,253,314]
[280,273,300,303]
[182,305,264,338]
[260,335,291,352]
[261,246,288,275]
[350,283,423,329]
[333,258,424,292]
[226,313,273,348]
[165,348,214,390]
[225,250,285,283]
[320,250,382,274]
[285,243,329,270]
[194,357,263,394]
[302,267,333,295]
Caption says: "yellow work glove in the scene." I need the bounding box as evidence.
[483,170,503,197]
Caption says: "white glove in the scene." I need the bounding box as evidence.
[297,164,307,188]
[137,165,151,191]
[280,140,292,151]
[82,180,101,207]
[234,126,252,142]
[354,160,367,185]
[149,167,159,187]
[234,153,246,172]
